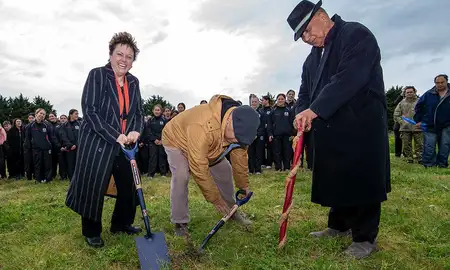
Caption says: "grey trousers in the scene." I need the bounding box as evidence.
[164,146,236,224]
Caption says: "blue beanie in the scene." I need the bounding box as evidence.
[232,105,260,146]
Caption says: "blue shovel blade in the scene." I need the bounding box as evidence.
[135,232,170,270]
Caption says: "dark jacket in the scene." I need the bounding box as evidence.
[60,120,81,149]
[256,108,266,137]
[66,63,144,222]
[7,126,24,158]
[294,14,390,207]
[267,105,295,137]
[414,85,450,132]
[25,121,58,151]
[144,115,167,143]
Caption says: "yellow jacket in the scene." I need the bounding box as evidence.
[162,95,249,203]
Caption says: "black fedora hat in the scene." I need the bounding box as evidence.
[287,0,322,41]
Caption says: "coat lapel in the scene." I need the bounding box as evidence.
[311,42,333,98]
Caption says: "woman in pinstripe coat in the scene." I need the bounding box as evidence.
[65,32,144,248]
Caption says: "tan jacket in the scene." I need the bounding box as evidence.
[393,97,421,132]
[162,95,249,203]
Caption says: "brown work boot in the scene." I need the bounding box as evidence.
[174,223,188,237]
[309,228,351,238]
[231,211,252,226]
[344,241,378,259]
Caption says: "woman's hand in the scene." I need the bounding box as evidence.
[116,134,128,147]
[127,131,140,144]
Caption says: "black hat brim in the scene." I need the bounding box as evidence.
[293,1,322,41]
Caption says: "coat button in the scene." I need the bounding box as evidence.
[98,148,102,152]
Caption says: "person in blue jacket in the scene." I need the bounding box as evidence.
[414,74,450,168]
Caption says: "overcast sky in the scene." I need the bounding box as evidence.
[1,0,448,117]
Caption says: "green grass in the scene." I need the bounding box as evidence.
[1,141,449,269]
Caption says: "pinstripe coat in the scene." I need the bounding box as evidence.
[65,63,144,222]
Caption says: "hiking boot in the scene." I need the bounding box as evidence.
[231,211,252,226]
[344,241,378,259]
[309,228,351,238]
[174,223,188,237]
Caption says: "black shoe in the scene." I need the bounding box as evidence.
[85,236,104,248]
[110,225,142,235]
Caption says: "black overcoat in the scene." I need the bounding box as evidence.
[65,63,144,222]
[295,14,391,207]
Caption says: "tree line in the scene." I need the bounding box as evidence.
[0,88,405,130]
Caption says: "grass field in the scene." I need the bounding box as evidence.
[1,145,449,269]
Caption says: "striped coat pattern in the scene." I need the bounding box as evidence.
[65,63,144,222]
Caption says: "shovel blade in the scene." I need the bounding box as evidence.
[135,232,170,270]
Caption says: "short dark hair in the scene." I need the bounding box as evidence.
[177,103,186,109]
[69,109,78,116]
[276,93,286,100]
[109,32,140,61]
[287,89,295,95]
[404,86,417,93]
[434,74,448,82]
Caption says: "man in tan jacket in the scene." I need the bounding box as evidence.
[393,86,423,163]
[162,95,260,236]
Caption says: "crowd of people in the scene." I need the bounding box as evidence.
[0,89,305,182]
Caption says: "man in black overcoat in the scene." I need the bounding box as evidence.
[287,0,391,259]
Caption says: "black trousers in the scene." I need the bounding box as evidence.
[148,143,167,176]
[59,151,68,180]
[9,152,25,178]
[264,135,273,167]
[394,129,402,157]
[33,149,52,182]
[51,148,59,179]
[137,144,149,174]
[24,147,34,180]
[248,136,265,173]
[273,135,292,171]
[327,203,381,243]
[66,150,77,180]
[81,152,137,237]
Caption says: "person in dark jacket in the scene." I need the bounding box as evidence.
[0,124,6,179]
[65,32,144,248]
[414,74,450,168]
[23,114,35,180]
[58,114,69,180]
[286,89,296,110]
[287,0,390,259]
[393,93,404,157]
[248,95,265,174]
[60,109,81,180]
[267,94,295,171]
[25,108,59,183]
[260,96,274,169]
[145,104,168,178]
[48,112,60,179]
[6,119,25,179]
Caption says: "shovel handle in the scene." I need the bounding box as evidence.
[124,143,153,238]
[235,189,253,207]
[120,142,139,161]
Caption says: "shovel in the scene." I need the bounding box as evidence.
[121,143,170,270]
[198,189,253,252]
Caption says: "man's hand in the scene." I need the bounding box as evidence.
[294,109,318,133]
[116,134,128,147]
[241,187,252,198]
[127,131,140,144]
[213,198,231,216]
